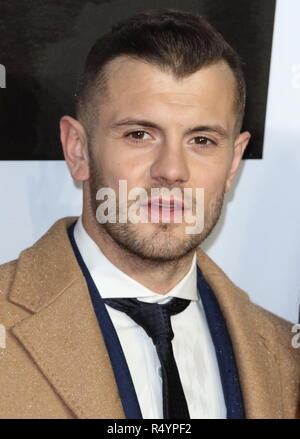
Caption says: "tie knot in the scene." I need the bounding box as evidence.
[103,296,191,346]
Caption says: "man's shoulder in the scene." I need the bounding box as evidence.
[247,299,299,357]
[248,300,293,332]
[230,282,300,365]
[0,216,77,292]
[0,216,79,326]
[196,248,299,359]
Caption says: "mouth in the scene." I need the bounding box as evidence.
[139,197,191,223]
[141,197,187,211]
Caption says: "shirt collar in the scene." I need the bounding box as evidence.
[73,216,198,303]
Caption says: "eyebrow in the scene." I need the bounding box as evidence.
[110,118,229,139]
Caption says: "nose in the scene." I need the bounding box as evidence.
[150,141,190,186]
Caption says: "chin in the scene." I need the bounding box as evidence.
[132,229,199,261]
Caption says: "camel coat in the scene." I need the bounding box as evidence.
[0,216,299,418]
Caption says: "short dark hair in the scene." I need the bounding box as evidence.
[75,8,246,137]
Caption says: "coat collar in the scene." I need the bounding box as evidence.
[7,217,292,418]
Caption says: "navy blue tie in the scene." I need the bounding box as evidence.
[103,296,191,419]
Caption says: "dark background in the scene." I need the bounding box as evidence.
[0,0,276,160]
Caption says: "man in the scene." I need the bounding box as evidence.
[0,9,299,419]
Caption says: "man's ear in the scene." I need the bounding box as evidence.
[225,131,251,193]
[60,115,90,181]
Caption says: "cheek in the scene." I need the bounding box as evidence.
[99,149,146,192]
[94,145,124,182]
[192,161,229,197]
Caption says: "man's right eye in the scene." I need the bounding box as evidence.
[125,130,151,143]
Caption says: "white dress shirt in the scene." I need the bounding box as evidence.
[74,216,226,419]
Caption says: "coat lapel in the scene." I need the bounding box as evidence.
[8,216,125,419]
[196,249,285,418]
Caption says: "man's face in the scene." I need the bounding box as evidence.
[84,56,249,262]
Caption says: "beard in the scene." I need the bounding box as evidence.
[88,156,225,263]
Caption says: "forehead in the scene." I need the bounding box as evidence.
[100,55,237,126]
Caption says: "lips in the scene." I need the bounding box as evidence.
[141,197,187,210]
[138,195,192,223]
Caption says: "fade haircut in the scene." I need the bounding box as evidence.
[75,8,246,139]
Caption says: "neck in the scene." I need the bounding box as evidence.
[81,209,195,295]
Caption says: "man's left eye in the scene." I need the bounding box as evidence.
[192,136,214,145]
